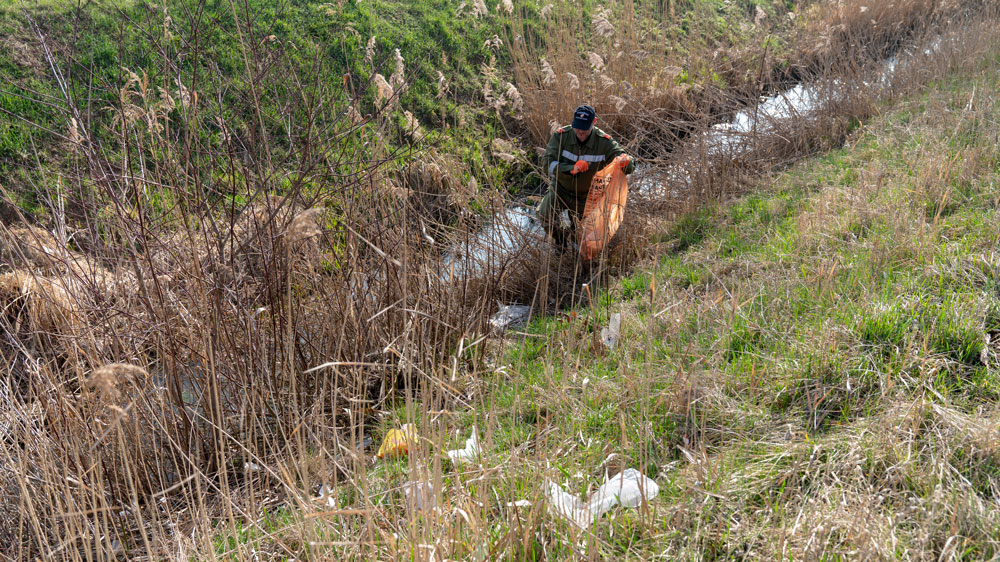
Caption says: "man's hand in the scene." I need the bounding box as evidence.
[571,160,589,175]
[618,154,631,169]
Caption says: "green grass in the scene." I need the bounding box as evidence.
[415,47,1000,558]
[6,2,1000,560]
[0,0,816,218]
[0,0,529,200]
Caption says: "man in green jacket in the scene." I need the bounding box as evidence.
[538,104,635,248]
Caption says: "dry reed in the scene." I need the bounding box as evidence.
[1,0,998,559]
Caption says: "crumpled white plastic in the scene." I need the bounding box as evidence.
[544,468,659,528]
[446,426,481,465]
[490,305,532,331]
[315,483,337,509]
[401,481,435,512]
[506,499,533,508]
[601,312,621,349]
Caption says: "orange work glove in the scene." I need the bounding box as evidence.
[618,154,631,169]
[571,160,589,175]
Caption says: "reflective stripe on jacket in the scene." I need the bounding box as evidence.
[543,125,634,203]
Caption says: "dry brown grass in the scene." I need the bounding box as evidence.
[0,4,513,558]
[1,1,999,559]
[508,1,706,153]
[672,398,1000,559]
[508,0,987,167]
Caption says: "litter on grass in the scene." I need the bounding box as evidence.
[506,499,533,509]
[377,423,418,458]
[315,484,337,509]
[490,304,532,332]
[401,481,435,512]
[601,312,621,350]
[446,426,482,465]
[544,468,659,528]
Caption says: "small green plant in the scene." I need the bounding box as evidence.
[725,315,767,362]
[922,302,985,365]
[857,302,911,351]
[667,209,714,253]
[621,271,651,300]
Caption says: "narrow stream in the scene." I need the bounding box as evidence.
[450,36,944,330]
[441,205,544,281]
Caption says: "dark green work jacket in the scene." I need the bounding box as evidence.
[543,125,635,206]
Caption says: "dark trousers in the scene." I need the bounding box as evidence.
[536,188,588,246]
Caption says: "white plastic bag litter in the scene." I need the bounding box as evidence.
[544,468,659,528]
[601,312,621,349]
[401,481,435,512]
[544,480,592,528]
[447,426,482,465]
[489,304,532,331]
[591,468,659,510]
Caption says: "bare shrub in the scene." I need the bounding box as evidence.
[0,4,507,558]
[2,0,999,559]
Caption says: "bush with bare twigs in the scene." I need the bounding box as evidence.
[1,0,999,559]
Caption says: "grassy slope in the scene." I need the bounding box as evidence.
[208,45,999,561]
[508,65,1000,555]
[0,0,512,205]
[0,0,801,212]
[4,2,997,560]
[340,54,1000,560]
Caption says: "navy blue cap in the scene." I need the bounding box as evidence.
[571,105,596,130]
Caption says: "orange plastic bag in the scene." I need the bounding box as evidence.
[578,155,629,261]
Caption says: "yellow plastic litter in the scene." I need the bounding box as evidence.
[377,423,417,459]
